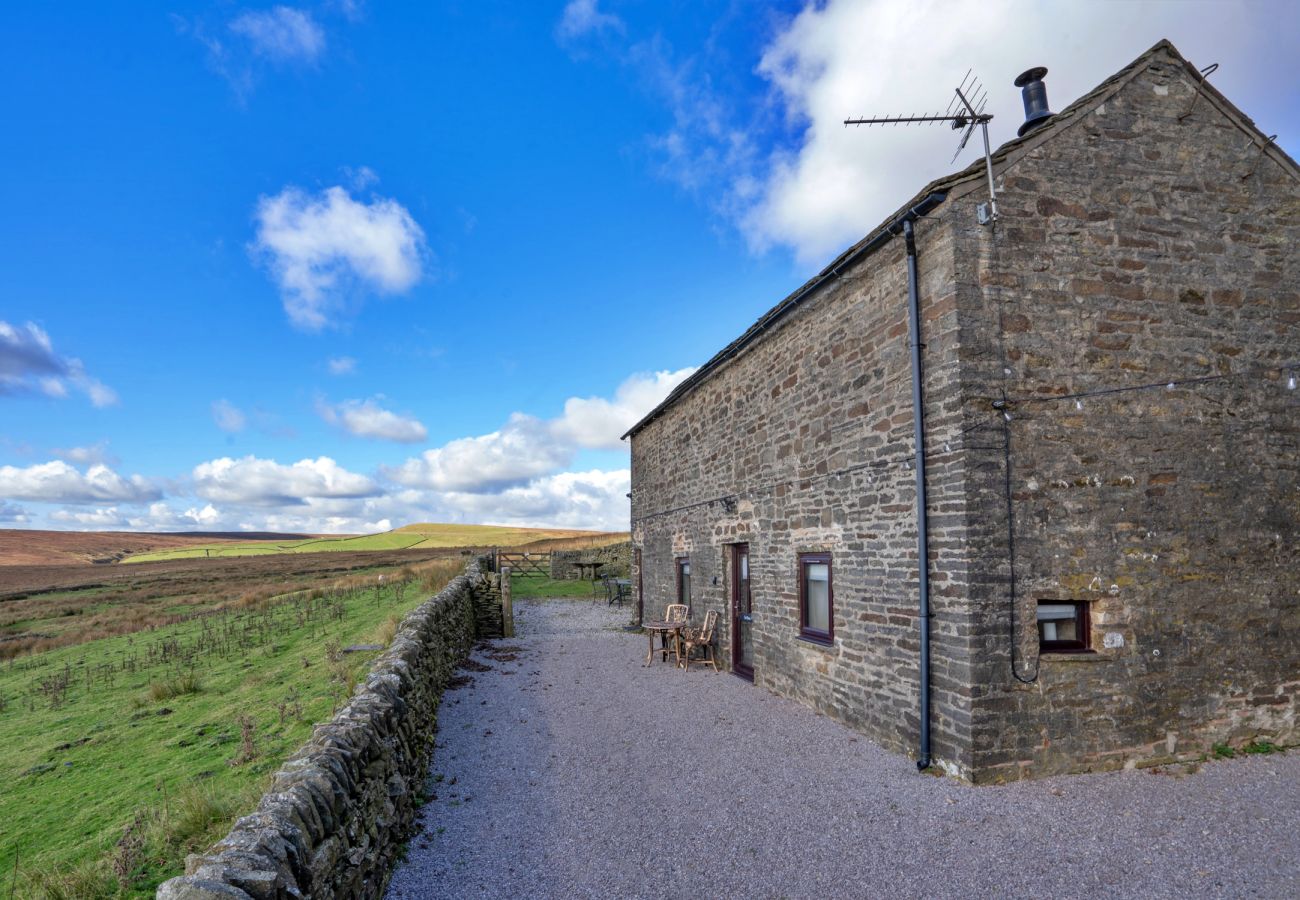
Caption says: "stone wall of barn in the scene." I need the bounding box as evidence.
[629,211,981,775]
[953,46,1299,780]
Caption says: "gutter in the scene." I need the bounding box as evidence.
[901,214,934,772]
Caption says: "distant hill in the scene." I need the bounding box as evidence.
[0,529,312,567]
[118,523,626,564]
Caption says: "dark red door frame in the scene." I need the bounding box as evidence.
[731,543,753,681]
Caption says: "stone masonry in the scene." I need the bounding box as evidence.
[156,559,489,899]
[627,41,1298,781]
[549,542,632,580]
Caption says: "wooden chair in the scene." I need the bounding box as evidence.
[679,610,719,672]
[661,604,689,662]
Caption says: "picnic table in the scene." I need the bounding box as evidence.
[642,619,685,666]
[574,561,604,581]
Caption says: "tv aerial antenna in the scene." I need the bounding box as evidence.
[844,70,999,225]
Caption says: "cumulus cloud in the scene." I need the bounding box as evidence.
[564,0,1294,266]
[230,6,326,64]
[53,441,117,466]
[327,356,357,375]
[386,367,693,492]
[50,507,133,528]
[553,367,695,449]
[0,500,28,523]
[191,455,378,507]
[441,469,631,531]
[317,397,428,443]
[385,414,569,492]
[556,0,625,44]
[252,184,428,330]
[211,399,247,433]
[0,321,118,407]
[128,501,224,531]
[0,461,160,504]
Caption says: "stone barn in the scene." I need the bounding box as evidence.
[624,40,1298,781]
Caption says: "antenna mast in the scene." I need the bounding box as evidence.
[844,71,999,225]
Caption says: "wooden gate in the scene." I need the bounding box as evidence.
[496,550,550,577]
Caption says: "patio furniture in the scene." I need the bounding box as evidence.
[642,618,686,667]
[596,573,615,602]
[679,610,719,672]
[611,578,632,607]
[575,561,604,581]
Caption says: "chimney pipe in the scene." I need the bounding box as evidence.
[1015,67,1053,137]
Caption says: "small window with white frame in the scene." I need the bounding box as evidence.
[1037,600,1090,652]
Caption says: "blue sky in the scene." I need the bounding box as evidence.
[1,1,1296,533]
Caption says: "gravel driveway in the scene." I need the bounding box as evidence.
[387,597,1299,899]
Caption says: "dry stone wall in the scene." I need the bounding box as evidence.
[549,543,631,580]
[156,560,489,899]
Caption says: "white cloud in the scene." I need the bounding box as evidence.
[317,397,428,443]
[0,500,28,523]
[565,1,1295,266]
[386,367,694,491]
[552,367,695,449]
[50,507,133,528]
[191,455,379,507]
[128,501,224,531]
[252,184,428,330]
[211,399,247,433]
[53,441,117,466]
[327,355,357,375]
[0,461,160,504]
[385,413,569,492]
[442,469,631,531]
[0,320,118,407]
[556,0,625,44]
[755,1,1300,264]
[229,6,325,64]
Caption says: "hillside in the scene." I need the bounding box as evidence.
[119,523,626,564]
[0,529,312,568]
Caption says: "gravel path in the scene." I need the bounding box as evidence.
[387,597,1299,899]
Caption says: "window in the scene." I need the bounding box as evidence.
[1037,601,1090,652]
[798,552,833,644]
[677,558,691,608]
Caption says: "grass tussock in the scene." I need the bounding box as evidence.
[374,613,403,648]
[145,672,202,702]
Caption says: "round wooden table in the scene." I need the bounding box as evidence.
[643,620,684,666]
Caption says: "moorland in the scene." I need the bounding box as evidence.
[0,523,625,896]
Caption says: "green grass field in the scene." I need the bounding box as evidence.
[508,576,599,599]
[123,523,622,564]
[0,559,461,897]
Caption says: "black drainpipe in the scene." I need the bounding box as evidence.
[896,202,939,771]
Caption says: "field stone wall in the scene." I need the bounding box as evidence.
[157,558,490,900]
[550,542,632,580]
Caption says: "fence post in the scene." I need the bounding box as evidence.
[500,566,514,638]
